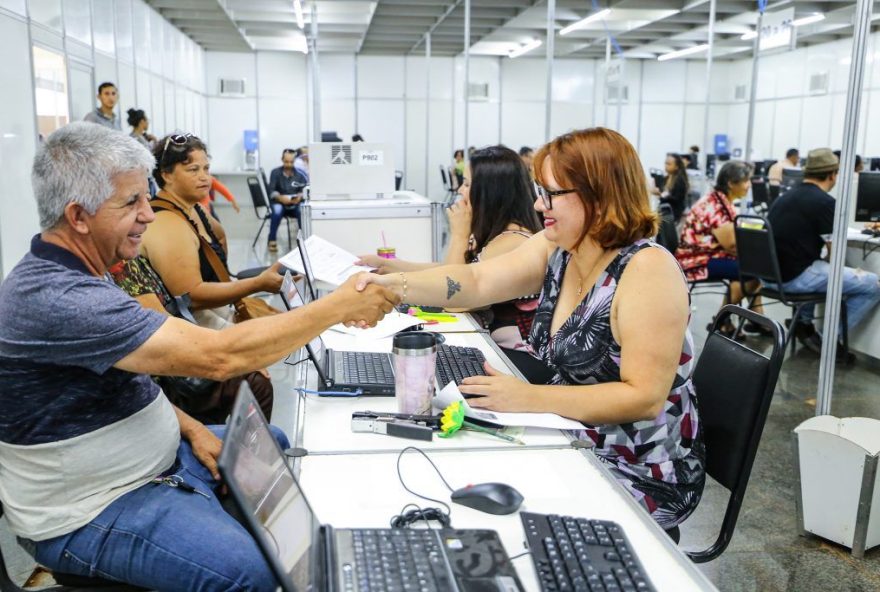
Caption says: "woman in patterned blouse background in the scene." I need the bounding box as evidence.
[356,127,705,529]
[675,160,768,337]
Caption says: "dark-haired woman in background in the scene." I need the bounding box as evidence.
[126,108,156,150]
[651,153,690,221]
[140,134,283,330]
[359,145,543,350]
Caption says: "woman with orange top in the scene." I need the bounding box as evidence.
[200,177,240,221]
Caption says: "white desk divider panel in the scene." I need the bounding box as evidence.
[794,415,880,557]
[844,228,880,360]
[296,449,718,591]
[300,192,439,265]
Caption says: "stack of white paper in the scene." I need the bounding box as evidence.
[279,235,373,286]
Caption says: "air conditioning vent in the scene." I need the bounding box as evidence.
[607,85,628,103]
[219,78,246,96]
[734,84,747,101]
[468,82,489,101]
[809,72,829,94]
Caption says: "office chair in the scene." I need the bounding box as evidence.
[246,176,293,251]
[0,502,144,591]
[671,305,785,562]
[734,215,848,358]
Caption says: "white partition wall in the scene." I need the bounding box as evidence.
[0,0,207,280]
[0,11,39,278]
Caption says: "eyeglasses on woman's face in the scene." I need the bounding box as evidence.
[533,180,576,210]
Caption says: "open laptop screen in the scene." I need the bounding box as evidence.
[280,271,328,373]
[219,391,320,592]
[296,236,318,302]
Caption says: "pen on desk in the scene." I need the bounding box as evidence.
[462,420,525,445]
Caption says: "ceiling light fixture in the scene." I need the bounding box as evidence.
[740,12,824,41]
[294,0,305,29]
[509,39,542,58]
[657,44,709,61]
[560,8,611,36]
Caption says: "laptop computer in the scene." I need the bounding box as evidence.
[280,269,396,396]
[281,270,489,396]
[218,389,525,592]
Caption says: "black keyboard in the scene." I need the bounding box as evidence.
[521,512,655,592]
[339,352,393,385]
[349,529,450,592]
[435,344,487,387]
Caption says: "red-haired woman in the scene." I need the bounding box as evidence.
[355,128,704,529]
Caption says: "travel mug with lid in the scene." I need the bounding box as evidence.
[392,332,438,415]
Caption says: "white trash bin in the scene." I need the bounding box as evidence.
[793,415,880,557]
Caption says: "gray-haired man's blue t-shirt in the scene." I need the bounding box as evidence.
[0,235,180,540]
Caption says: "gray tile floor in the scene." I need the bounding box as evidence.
[3,202,880,591]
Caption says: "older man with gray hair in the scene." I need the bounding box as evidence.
[0,122,397,590]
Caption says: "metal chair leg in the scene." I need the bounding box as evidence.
[252,216,269,248]
[788,307,801,355]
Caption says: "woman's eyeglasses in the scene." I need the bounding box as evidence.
[160,133,194,167]
[533,181,575,210]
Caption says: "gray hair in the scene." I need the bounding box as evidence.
[714,160,753,195]
[32,122,155,229]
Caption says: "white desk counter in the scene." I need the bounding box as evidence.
[297,449,717,592]
[293,331,572,455]
[300,192,443,263]
[844,228,880,359]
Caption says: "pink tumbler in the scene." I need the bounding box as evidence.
[392,333,438,415]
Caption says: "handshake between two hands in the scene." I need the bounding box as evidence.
[333,272,400,329]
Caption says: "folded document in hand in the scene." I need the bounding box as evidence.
[434,382,583,430]
[279,235,373,287]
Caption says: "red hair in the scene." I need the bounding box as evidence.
[534,128,658,249]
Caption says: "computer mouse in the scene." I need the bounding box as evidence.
[450,482,523,515]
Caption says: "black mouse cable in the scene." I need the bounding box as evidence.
[394,447,455,527]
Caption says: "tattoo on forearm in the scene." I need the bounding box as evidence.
[446,276,461,300]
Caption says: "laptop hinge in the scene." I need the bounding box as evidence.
[323,350,335,388]
[320,524,336,592]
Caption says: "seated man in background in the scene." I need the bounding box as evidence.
[768,148,800,186]
[0,123,397,591]
[266,147,306,252]
[766,148,880,359]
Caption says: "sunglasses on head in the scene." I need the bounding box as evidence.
[160,133,195,167]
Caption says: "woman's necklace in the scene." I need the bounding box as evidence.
[572,251,607,297]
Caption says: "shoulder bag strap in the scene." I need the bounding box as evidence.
[151,197,233,283]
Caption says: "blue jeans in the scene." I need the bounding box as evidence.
[268,202,301,242]
[32,425,290,592]
[766,260,880,331]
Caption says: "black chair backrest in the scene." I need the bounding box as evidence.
[439,165,449,190]
[688,305,785,563]
[733,215,786,289]
[448,166,460,191]
[654,203,679,253]
[247,176,269,214]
